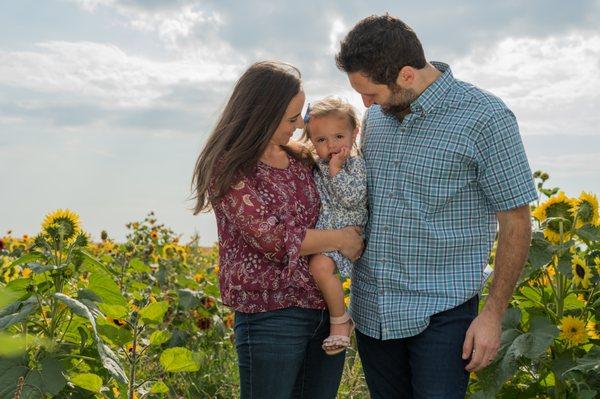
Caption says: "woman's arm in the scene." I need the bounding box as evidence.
[300,226,363,260]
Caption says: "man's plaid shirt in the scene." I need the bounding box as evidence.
[351,62,538,340]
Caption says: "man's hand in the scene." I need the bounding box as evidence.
[462,309,502,372]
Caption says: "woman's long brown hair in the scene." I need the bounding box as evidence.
[191,61,306,214]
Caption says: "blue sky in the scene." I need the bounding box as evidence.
[1,0,600,245]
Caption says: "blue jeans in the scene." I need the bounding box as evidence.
[234,306,345,399]
[356,296,479,399]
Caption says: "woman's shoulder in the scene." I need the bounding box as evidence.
[282,141,315,168]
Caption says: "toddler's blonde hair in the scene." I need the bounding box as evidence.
[301,97,360,143]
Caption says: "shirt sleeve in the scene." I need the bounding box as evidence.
[327,156,368,210]
[475,108,538,212]
[214,174,307,264]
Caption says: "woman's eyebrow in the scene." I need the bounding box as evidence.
[288,113,302,120]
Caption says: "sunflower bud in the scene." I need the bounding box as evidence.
[74,234,89,247]
[540,172,549,181]
[100,230,108,241]
[533,170,542,178]
[33,235,47,249]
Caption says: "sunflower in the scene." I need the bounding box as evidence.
[193,272,204,283]
[532,192,576,243]
[571,192,600,228]
[162,244,178,259]
[559,316,588,346]
[106,316,127,327]
[571,255,592,289]
[587,320,599,340]
[342,278,351,291]
[41,209,81,243]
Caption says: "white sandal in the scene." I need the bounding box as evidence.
[322,312,355,356]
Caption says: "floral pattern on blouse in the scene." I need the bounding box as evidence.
[313,155,368,277]
[211,155,326,313]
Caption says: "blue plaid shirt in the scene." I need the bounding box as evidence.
[351,62,538,340]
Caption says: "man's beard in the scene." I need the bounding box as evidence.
[381,84,418,123]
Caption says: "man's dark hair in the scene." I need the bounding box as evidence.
[336,14,426,86]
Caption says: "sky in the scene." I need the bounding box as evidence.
[1,0,600,246]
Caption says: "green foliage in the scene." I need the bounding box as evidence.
[1,173,597,398]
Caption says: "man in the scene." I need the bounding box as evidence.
[336,15,537,398]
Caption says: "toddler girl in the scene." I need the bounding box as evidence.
[302,97,368,355]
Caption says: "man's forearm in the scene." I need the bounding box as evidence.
[484,205,532,317]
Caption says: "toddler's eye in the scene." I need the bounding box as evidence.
[337,135,345,139]
[317,138,325,143]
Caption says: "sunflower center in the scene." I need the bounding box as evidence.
[575,264,586,279]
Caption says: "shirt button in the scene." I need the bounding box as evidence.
[383,225,389,232]
[394,160,400,166]
[388,192,394,198]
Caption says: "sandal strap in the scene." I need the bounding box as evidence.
[322,335,351,349]
[330,312,351,325]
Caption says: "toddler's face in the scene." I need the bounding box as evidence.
[308,115,357,161]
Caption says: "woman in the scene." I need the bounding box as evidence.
[191,61,364,398]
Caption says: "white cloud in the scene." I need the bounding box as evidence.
[453,33,600,136]
[328,18,347,55]
[0,41,241,107]
[67,0,227,54]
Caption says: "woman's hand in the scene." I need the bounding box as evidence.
[337,226,364,261]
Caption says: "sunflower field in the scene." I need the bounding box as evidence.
[1,172,599,398]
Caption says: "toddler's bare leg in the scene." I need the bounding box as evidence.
[309,254,352,339]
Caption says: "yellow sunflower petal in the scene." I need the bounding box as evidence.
[559,316,588,346]
[41,209,81,243]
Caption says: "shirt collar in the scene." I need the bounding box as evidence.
[410,61,454,116]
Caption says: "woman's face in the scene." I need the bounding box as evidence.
[269,90,306,147]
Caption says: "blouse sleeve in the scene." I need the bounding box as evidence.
[214,174,307,265]
[326,156,368,210]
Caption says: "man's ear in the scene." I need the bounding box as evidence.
[396,66,415,87]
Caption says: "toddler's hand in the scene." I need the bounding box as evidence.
[329,146,350,176]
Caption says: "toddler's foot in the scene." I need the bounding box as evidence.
[322,312,355,355]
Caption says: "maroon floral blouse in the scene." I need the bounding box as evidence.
[211,155,326,313]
